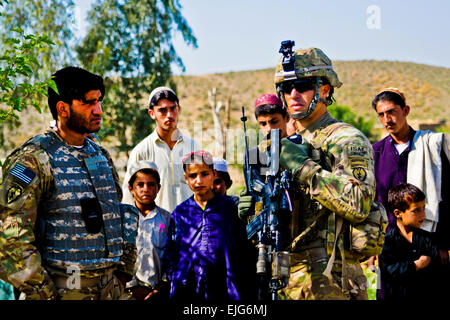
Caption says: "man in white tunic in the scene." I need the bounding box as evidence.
[122,87,200,213]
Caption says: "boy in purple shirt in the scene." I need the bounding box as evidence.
[162,150,250,301]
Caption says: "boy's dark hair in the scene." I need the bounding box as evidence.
[371,90,406,111]
[182,151,214,172]
[216,171,232,188]
[149,89,179,109]
[48,66,105,120]
[388,183,426,213]
[255,104,287,118]
[128,168,161,188]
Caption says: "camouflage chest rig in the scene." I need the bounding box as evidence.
[31,132,124,272]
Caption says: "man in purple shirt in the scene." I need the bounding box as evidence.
[372,88,450,298]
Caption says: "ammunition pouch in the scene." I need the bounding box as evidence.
[80,197,103,234]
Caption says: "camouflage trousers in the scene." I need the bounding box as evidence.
[55,275,126,300]
[46,269,127,300]
[278,249,368,300]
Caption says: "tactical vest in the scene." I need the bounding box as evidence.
[32,132,123,271]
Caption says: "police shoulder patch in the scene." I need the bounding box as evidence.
[352,167,367,181]
[7,184,24,203]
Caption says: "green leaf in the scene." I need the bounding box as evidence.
[31,100,42,113]
[47,79,58,94]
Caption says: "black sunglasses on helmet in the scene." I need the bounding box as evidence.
[278,78,316,94]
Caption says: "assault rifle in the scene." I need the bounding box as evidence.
[241,106,292,300]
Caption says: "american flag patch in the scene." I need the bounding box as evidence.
[10,163,36,185]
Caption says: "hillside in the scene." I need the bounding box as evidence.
[1,60,449,195]
[173,60,450,132]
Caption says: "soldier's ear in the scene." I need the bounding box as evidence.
[56,101,70,119]
[319,84,331,99]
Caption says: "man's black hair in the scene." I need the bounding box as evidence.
[255,104,288,118]
[371,91,406,111]
[388,183,426,213]
[149,90,179,109]
[48,66,105,120]
[128,168,161,189]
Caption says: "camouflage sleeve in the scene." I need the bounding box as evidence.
[99,145,123,201]
[299,127,375,224]
[0,144,58,299]
[117,204,138,276]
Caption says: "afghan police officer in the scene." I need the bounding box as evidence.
[239,44,375,300]
[0,66,138,300]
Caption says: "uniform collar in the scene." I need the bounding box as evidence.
[298,111,337,139]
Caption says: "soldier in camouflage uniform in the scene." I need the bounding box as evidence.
[0,66,138,300]
[240,45,375,300]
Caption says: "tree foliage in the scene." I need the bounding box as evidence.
[328,105,377,142]
[77,0,197,155]
[0,0,76,75]
[0,27,57,121]
[0,0,75,155]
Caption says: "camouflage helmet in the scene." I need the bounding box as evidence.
[274,47,342,88]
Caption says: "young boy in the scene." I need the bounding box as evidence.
[379,183,447,299]
[125,160,170,300]
[254,93,290,138]
[162,150,251,301]
[238,94,293,221]
[212,157,239,205]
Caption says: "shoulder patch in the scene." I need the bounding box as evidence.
[10,163,36,185]
[7,184,24,203]
[346,145,369,158]
[352,167,367,182]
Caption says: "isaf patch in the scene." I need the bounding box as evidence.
[346,145,369,158]
[345,145,369,182]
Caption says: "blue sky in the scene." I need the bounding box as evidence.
[74,0,450,75]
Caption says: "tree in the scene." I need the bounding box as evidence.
[0,0,75,155]
[328,105,377,143]
[0,0,76,75]
[77,0,197,155]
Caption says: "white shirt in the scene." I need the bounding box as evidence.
[122,129,200,213]
[407,131,449,232]
[127,206,171,288]
[394,141,410,155]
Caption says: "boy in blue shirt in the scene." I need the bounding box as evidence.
[125,160,170,300]
[162,150,251,301]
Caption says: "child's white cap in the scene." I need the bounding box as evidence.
[213,157,228,173]
[127,160,159,181]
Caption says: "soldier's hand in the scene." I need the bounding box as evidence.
[279,138,310,176]
[238,189,254,221]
